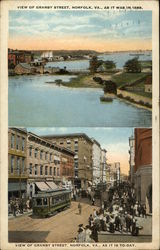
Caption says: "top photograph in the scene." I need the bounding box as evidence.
[8,9,152,127]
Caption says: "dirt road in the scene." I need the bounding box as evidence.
[9,199,98,243]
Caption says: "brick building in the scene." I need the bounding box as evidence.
[27,132,74,197]
[8,128,28,199]
[42,133,93,189]
[134,128,152,213]
[8,49,33,68]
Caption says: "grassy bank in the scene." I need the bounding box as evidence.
[111,72,149,88]
[62,73,112,88]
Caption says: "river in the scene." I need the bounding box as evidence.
[46,51,152,71]
[9,74,152,127]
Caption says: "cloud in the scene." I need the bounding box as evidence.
[9,10,151,41]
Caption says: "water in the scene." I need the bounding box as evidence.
[46,51,152,71]
[9,74,152,127]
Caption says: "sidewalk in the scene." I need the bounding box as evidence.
[8,210,32,220]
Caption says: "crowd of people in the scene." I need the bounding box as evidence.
[76,183,147,242]
[8,198,32,216]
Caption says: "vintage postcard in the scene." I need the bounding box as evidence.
[0,0,159,250]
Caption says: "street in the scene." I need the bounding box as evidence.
[9,198,152,243]
[9,199,98,243]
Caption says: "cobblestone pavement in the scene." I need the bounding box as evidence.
[9,199,98,243]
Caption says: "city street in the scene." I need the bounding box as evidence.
[9,199,98,243]
[9,198,152,243]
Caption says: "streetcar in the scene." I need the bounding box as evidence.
[32,189,71,217]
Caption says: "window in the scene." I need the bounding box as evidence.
[45,166,48,175]
[22,138,25,151]
[45,152,48,160]
[11,134,15,148]
[17,157,20,174]
[22,158,25,173]
[60,142,64,145]
[49,167,52,175]
[35,164,38,175]
[16,136,20,150]
[43,198,48,205]
[29,163,32,175]
[40,165,43,175]
[11,156,14,173]
[54,167,56,176]
[29,147,32,157]
[34,148,38,158]
[40,150,43,160]
[50,154,52,161]
[67,140,71,144]
[57,168,60,176]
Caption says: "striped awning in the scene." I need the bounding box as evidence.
[35,182,50,191]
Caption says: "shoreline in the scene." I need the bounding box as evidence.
[9,71,152,111]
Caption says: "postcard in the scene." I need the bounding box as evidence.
[0,1,159,250]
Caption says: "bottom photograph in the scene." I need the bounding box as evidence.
[8,127,152,243]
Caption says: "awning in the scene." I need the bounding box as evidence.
[8,182,26,192]
[46,181,58,190]
[35,182,50,191]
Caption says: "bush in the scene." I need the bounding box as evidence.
[93,77,103,84]
[145,102,152,108]
[139,100,145,105]
[117,94,123,98]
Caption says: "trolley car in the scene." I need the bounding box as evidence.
[32,189,71,217]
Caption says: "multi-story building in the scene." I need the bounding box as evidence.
[8,49,33,68]
[107,162,121,187]
[8,128,27,200]
[42,133,93,189]
[27,132,74,197]
[100,149,107,183]
[129,135,135,185]
[92,139,101,185]
[134,128,152,213]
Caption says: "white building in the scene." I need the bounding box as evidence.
[129,136,135,185]
[100,149,107,183]
[108,162,120,186]
[92,139,101,185]
[41,51,53,60]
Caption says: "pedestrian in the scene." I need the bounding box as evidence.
[78,202,82,215]
[84,225,92,242]
[77,228,85,242]
[109,215,115,233]
[92,197,95,206]
[12,201,17,217]
[88,214,93,228]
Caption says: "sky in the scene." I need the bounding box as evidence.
[9,10,152,51]
[27,127,134,175]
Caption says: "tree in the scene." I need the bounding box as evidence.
[103,80,117,94]
[89,56,102,73]
[103,60,116,70]
[124,57,141,73]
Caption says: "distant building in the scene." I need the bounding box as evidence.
[8,128,28,200]
[134,128,152,213]
[129,135,135,185]
[100,149,107,183]
[42,133,93,189]
[92,139,101,185]
[41,51,53,61]
[107,162,121,187]
[8,50,33,67]
[14,63,36,75]
[144,75,152,93]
